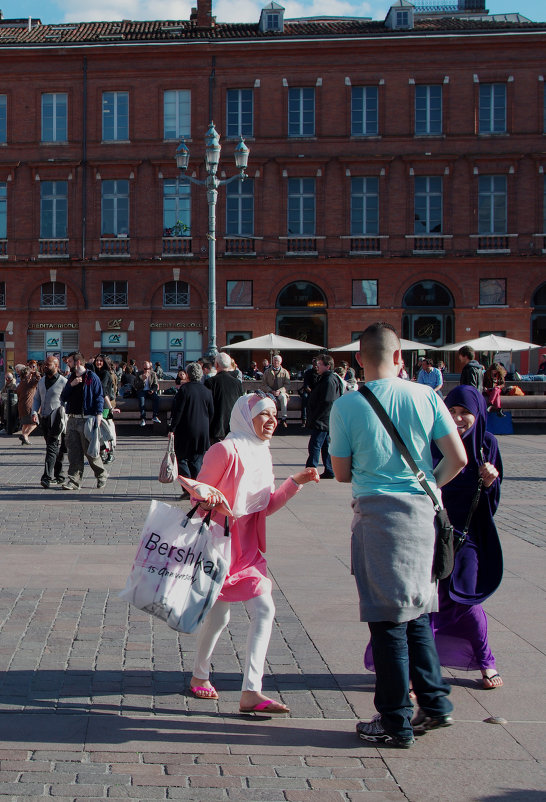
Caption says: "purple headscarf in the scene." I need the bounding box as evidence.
[443,384,488,468]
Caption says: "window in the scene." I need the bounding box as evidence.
[41,281,66,308]
[544,175,546,232]
[0,182,6,239]
[397,10,409,26]
[544,84,546,134]
[102,281,128,306]
[226,280,252,307]
[480,278,506,306]
[0,281,4,306]
[226,89,253,138]
[351,177,379,235]
[102,92,129,141]
[287,178,315,235]
[41,93,67,142]
[226,179,254,236]
[0,95,6,143]
[478,175,507,234]
[415,85,442,135]
[163,281,190,307]
[101,180,129,236]
[164,90,191,140]
[414,176,442,234]
[40,181,68,238]
[351,87,378,136]
[288,88,315,137]
[352,279,378,306]
[479,83,506,134]
[267,13,280,29]
[163,178,190,236]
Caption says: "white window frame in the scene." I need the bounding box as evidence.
[478,175,507,234]
[415,85,442,135]
[226,89,253,138]
[163,90,191,140]
[101,179,129,236]
[163,178,191,236]
[40,181,68,239]
[288,87,315,137]
[163,280,190,307]
[479,83,506,134]
[102,280,128,307]
[226,178,254,236]
[287,178,315,235]
[0,95,6,143]
[0,182,6,239]
[414,176,443,234]
[41,93,68,142]
[350,177,379,235]
[40,281,66,308]
[102,91,129,141]
[351,86,378,136]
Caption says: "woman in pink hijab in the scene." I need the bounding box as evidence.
[189,391,319,714]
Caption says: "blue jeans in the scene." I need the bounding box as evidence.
[305,429,333,475]
[368,613,452,740]
[137,390,159,419]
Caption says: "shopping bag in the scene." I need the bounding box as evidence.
[119,500,231,634]
[159,437,178,484]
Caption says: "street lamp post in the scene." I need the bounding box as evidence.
[175,123,249,359]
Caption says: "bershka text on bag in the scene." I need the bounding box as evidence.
[144,531,219,577]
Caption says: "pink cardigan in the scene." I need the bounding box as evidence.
[196,439,301,602]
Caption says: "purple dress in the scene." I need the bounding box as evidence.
[430,385,503,671]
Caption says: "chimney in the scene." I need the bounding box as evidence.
[194,0,214,27]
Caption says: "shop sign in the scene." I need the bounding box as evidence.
[28,323,79,329]
[102,331,128,347]
[150,322,204,329]
[107,318,123,330]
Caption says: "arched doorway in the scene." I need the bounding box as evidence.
[402,280,454,347]
[531,282,546,348]
[276,281,327,346]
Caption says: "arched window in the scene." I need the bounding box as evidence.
[402,281,453,346]
[403,281,453,308]
[163,280,190,307]
[532,283,546,308]
[531,282,546,347]
[276,281,327,308]
[41,281,66,308]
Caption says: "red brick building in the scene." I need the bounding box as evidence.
[1,0,545,372]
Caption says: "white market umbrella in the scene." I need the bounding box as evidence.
[331,338,437,352]
[441,335,541,353]
[222,332,324,352]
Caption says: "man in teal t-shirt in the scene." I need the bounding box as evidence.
[330,323,466,748]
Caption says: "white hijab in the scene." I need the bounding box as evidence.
[225,394,276,518]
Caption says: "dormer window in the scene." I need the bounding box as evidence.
[385,0,414,30]
[259,1,285,32]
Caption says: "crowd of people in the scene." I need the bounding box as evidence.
[0,333,512,743]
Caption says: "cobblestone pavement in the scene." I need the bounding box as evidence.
[0,427,543,801]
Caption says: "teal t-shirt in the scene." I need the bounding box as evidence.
[329,377,456,498]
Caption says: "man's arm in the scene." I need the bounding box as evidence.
[331,455,352,483]
[434,369,443,393]
[433,431,467,488]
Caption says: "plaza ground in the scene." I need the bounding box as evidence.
[0,426,544,801]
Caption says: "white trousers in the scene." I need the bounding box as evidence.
[192,593,275,692]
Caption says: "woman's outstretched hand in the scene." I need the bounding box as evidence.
[292,467,320,486]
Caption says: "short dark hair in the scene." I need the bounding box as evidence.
[67,351,85,363]
[458,345,475,360]
[318,353,334,370]
[360,322,400,366]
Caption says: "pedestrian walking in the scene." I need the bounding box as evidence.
[31,355,67,489]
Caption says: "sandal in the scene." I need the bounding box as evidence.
[189,685,219,700]
[239,699,290,715]
[482,673,503,690]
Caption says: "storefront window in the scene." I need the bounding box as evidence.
[150,329,203,372]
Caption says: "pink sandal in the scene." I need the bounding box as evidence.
[190,685,219,700]
[239,699,290,715]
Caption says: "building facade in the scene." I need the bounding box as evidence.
[0,0,545,371]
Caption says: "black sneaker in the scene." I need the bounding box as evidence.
[411,708,453,735]
[97,473,108,489]
[356,715,414,748]
[40,478,52,489]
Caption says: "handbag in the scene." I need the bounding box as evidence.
[84,416,101,459]
[119,500,231,634]
[359,385,454,581]
[159,437,178,484]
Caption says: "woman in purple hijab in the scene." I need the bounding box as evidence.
[431,384,504,689]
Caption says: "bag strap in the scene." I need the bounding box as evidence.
[359,384,442,511]
[185,504,230,537]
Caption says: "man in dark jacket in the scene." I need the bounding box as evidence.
[305,353,343,478]
[205,352,244,443]
[134,361,160,426]
[458,346,484,391]
[60,352,107,490]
